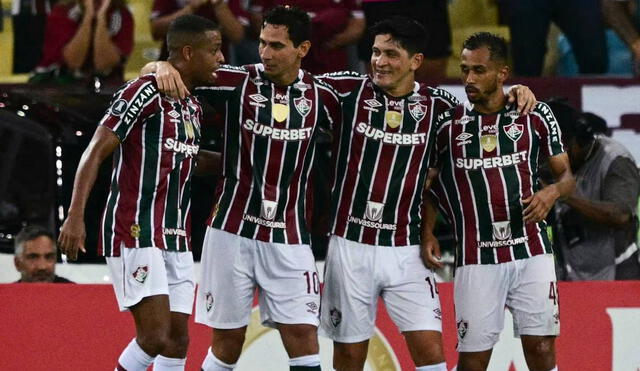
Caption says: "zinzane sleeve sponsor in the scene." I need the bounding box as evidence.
[316,71,366,98]
[99,78,160,142]
[533,102,565,158]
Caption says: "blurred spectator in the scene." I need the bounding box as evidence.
[14,225,73,283]
[11,0,57,73]
[250,0,365,74]
[150,0,245,61]
[30,0,134,87]
[358,0,451,80]
[549,101,640,281]
[603,0,640,76]
[500,0,608,76]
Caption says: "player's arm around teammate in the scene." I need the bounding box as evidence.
[59,15,224,371]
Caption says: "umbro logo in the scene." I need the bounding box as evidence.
[456,132,473,147]
[168,110,180,119]
[364,99,382,108]
[249,94,268,103]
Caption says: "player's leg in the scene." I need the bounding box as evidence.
[107,247,174,371]
[521,335,556,371]
[381,245,445,370]
[195,228,257,370]
[319,236,380,370]
[508,254,559,371]
[454,262,511,371]
[153,250,196,370]
[255,239,323,370]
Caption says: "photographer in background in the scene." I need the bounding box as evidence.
[549,100,640,281]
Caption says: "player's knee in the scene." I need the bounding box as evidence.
[165,333,190,357]
[523,337,554,359]
[212,328,246,363]
[137,327,171,355]
[333,342,367,370]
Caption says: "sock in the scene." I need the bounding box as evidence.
[116,338,155,371]
[289,354,321,370]
[154,355,186,371]
[416,362,447,371]
[201,347,236,371]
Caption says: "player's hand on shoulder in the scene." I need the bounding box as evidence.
[421,232,444,270]
[57,214,87,261]
[507,85,537,115]
[155,62,190,99]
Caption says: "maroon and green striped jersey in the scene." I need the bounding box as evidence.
[98,74,202,257]
[197,64,340,245]
[319,71,458,246]
[430,101,565,266]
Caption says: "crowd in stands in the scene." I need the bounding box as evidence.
[8,0,640,84]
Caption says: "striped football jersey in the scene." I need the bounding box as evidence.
[197,64,340,245]
[98,74,203,256]
[319,71,458,246]
[430,101,565,266]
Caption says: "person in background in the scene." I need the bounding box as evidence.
[31,0,134,86]
[14,225,73,283]
[548,101,640,281]
[150,0,246,61]
[603,0,640,76]
[500,0,608,76]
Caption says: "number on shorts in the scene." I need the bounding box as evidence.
[304,271,319,294]
[549,282,558,305]
[425,276,439,299]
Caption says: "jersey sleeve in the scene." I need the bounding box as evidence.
[430,107,455,169]
[316,80,342,135]
[316,71,366,98]
[99,77,160,142]
[429,87,460,116]
[194,64,249,103]
[532,102,565,158]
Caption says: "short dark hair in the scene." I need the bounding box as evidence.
[369,16,426,56]
[14,225,55,256]
[463,32,509,64]
[545,98,594,145]
[167,15,219,53]
[263,5,311,47]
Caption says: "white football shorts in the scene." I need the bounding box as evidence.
[195,227,320,329]
[319,235,442,343]
[454,253,560,352]
[106,246,195,314]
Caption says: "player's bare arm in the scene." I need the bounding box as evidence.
[421,170,444,270]
[141,61,190,99]
[58,126,120,260]
[194,150,223,177]
[523,152,575,223]
[506,84,537,115]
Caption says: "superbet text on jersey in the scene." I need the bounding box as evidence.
[319,71,458,247]
[431,101,565,266]
[99,75,203,257]
[196,64,340,245]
